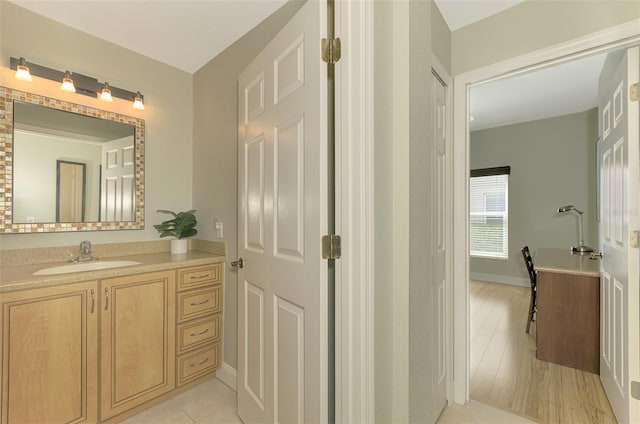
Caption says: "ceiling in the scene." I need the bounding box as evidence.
[9,0,606,130]
[469,52,608,131]
[8,0,289,74]
[433,0,525,31]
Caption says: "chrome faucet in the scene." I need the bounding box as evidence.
[71,241,99,263]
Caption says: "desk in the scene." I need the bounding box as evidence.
[535,248,600,374]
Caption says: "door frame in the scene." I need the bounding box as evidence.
[452,19,640,403]
[334,1,375,422]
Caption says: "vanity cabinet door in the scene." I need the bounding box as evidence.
[100,270,175,421]
[0,281,98,424]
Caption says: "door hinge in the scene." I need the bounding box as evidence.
[322,234,341,260]
[632,381,640,400]
[321,37,341,64]
[631,83,639,102]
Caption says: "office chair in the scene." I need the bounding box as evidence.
[521,246,537,334]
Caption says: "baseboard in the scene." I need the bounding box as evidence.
[216,361,237,391]
[470,272,529,287]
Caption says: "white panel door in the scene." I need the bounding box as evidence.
[237,1,327,422]
[598,46,640,424]
[101,136,135,221]
[432,69,448,421]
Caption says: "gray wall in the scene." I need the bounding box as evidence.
[0,0,193,248]
[470,109,599,284]
[192,1,304,369]
[452,0,640,74]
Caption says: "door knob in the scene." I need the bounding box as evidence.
[231,257,244,269]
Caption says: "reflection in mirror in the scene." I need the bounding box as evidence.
[56,160,86,222]
[0,86,145,233]
[13,102,136,224]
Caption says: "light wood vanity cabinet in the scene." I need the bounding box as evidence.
[0,281,99,424]
[175,264,223,387]
[0,260,223,423]
[100,270,176,420]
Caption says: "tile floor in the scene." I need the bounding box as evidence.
[123,377,533,423]
[121,378,240,424]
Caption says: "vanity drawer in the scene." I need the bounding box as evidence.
[177,286,221,323]
[177,264,222,291]
[177,314,221,355]
[177,343,220,386]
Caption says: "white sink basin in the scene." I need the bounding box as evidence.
[33,260,142,276]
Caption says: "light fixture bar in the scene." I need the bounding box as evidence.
[9,57,144,108]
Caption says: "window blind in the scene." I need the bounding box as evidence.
[469,171,509,259]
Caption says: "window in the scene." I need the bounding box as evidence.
[470,167,509,259]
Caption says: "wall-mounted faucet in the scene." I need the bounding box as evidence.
[71,241,99,263]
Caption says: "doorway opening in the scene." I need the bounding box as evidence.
[467,50,613,421]
[452,18,640,421]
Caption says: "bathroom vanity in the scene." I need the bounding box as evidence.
[0,249,224,423]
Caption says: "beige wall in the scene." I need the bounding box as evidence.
[470,109,599,284]
[431,1,451,73]
[375,0,437,422]
[192,0,304,369]
[452,0,640,74]
[0,0,193,248]
[374,1,395,421]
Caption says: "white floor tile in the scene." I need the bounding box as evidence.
[195,400,242,424]
[120,398,194,424]
[173,378,237,421]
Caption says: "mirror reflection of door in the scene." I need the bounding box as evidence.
[101,138,135,222]
[56,160,86,222]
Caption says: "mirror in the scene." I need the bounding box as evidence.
[0,86,145,233]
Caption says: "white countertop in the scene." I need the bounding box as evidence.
[535,248,600,277]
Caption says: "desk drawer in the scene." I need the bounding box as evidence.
[177,343,220,386]
[177,314,221,355]
[177,286,221,323]
[177,264,222,291]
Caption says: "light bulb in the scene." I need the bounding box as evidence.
[133,91,144,110]
[100,83,113,102]
[15,58,32,82]
[61,71,76,93]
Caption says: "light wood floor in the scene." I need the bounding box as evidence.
[470,280,617,424]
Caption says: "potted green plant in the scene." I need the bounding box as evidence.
[153,209,198,254]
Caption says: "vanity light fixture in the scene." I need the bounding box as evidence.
[9,56,145,111]
[99,83,113,102]
[133,91,144,110]
[14,57,32,82]
[60,71,76,93]
[557,204,594,253]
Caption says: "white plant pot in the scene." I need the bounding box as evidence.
[170,239,188,255]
